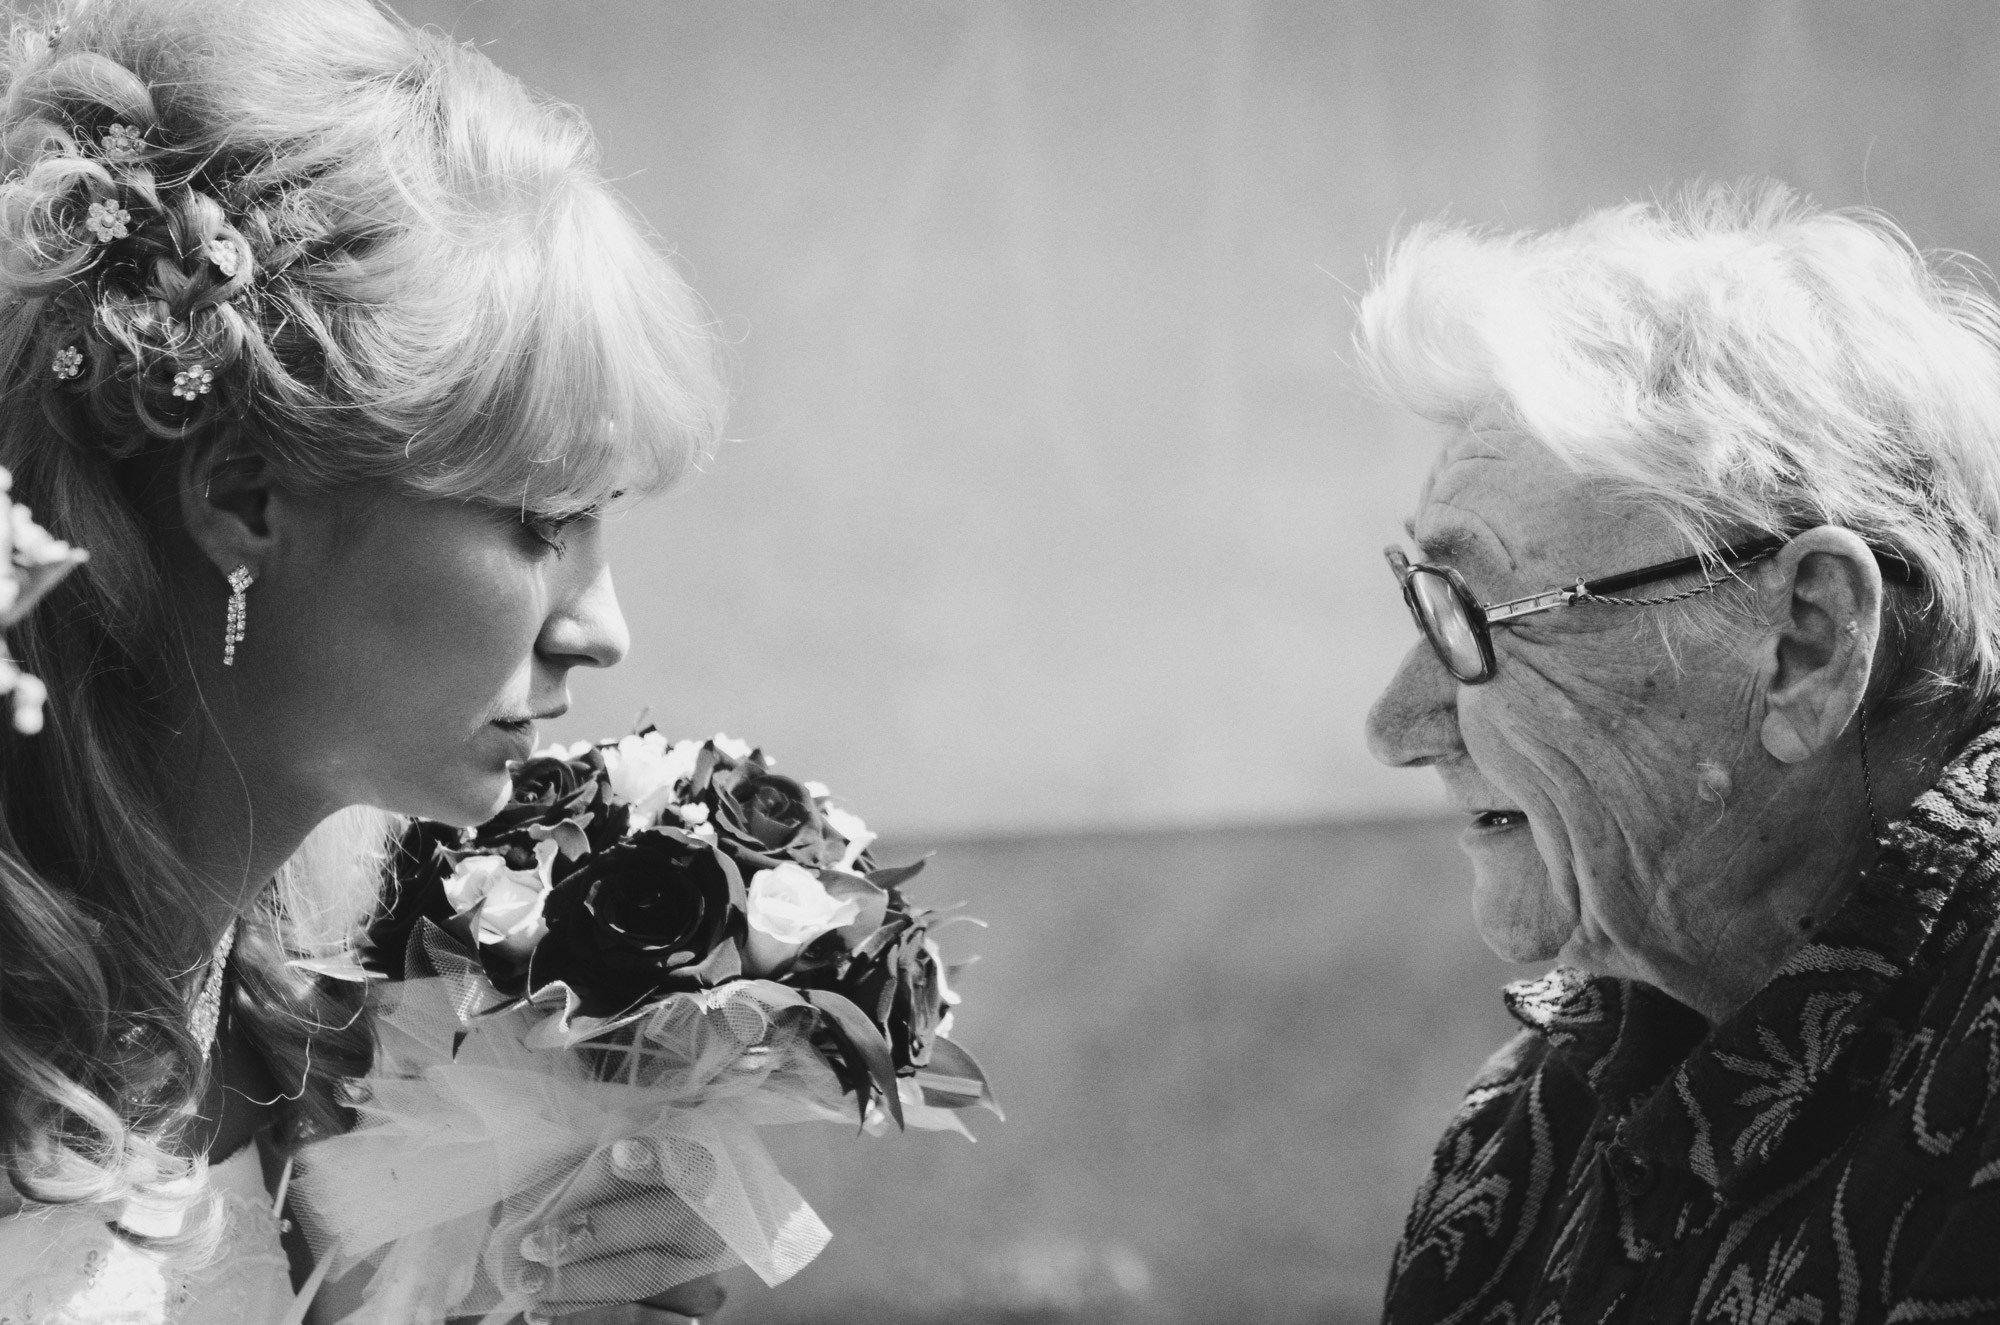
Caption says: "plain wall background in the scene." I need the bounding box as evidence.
[400,0,2000,838]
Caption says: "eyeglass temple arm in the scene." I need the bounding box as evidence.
[1481,536,1791,626]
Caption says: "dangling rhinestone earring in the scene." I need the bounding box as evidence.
[223,565,253,666]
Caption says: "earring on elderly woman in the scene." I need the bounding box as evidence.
[223,565,252,666]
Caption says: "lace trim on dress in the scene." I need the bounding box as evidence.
[0,1147,294,1324]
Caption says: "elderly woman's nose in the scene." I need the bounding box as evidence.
[1367,642,1461,767]
[540,564,630,670]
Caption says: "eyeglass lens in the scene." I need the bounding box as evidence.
[1406,569,1487,681]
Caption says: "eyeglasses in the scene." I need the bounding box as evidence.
[1385,535,1790,685]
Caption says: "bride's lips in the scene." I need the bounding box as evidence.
[489,707,565,760]
[488,715,547,759]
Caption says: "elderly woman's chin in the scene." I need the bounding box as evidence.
[1466,834,1574,963]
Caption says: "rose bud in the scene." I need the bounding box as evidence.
[532,833,739,1017]
[744,862,860,976]
[893,934,951,1070]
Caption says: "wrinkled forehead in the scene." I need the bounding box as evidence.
[1407,427,1673,589]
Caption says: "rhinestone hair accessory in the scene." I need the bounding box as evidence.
[205,237,239,279]
[51,345,82,380]
[173,363,213,400]
[85,198,130,242]
[223,564,252,666]
[189,918,237,1055]
[100,122,143,158]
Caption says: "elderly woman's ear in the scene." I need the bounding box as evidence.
[1755,526,1886,765]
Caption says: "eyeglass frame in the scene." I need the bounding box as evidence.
[1384,533,1918,685]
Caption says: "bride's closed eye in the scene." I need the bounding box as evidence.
[516,507,597,557]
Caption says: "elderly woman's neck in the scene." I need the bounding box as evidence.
[1670,708,1980,1025]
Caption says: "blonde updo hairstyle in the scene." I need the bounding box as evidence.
[0,0,723,1236]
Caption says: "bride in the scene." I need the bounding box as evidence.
[0,0,730,1319]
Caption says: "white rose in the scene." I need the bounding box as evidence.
[744,861,860,975]
[710,732,753,761]
[601,732,700,830]
[443,843,555,957]
[823,805,877,872]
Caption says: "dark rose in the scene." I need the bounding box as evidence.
[709,765,837,866]
[362,819,468,979]
[476,747,627,856]
[531,832,740,1017]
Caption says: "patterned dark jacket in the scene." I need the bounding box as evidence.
[1383,727,2000,1325]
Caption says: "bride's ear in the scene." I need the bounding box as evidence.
[177,438,281,578]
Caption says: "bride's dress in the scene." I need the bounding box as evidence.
[0,1146,296,1324]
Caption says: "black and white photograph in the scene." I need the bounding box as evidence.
[3,2,2000,1322]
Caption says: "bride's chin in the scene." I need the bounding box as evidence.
[394,770,512,831]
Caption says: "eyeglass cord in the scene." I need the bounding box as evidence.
[1567,569,1747,610]
[1857,703,1883,843]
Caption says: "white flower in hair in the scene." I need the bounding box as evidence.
[171,363,213,400]
[100,123,143,157]
[205,237,239,279]
[50,345,82,380]
[85,199,130,243]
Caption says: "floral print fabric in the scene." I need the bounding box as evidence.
[1384,725,2000,1325]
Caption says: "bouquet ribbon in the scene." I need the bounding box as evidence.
[293,931,843,1325]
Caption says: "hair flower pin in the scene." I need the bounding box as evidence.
[51,346,82,381]
[85,199,130,243]
[204,237,239,279]
[172,363,213,400]
[100,123,144,158]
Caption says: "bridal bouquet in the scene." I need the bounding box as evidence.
[293,732,994,1324]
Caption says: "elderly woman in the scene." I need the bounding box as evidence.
[1361,183,2000,1323]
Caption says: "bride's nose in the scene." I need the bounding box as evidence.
[538,563,630,670]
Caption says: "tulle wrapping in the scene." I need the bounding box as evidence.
[292,926,852,1325]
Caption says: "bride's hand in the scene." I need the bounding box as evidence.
[510,1138,730,1323]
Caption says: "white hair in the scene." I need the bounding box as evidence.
[1355,180,2000,711]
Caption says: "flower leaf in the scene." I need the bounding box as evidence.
[852,913,914,963]
[527,817,593,861]
[919,1035,1003,1119]
[803,988,904,1128]
[865,858,929,891]
[823,872,890,946]
[680,936,742,985]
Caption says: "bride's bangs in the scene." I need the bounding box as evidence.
[381,182,724,517]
